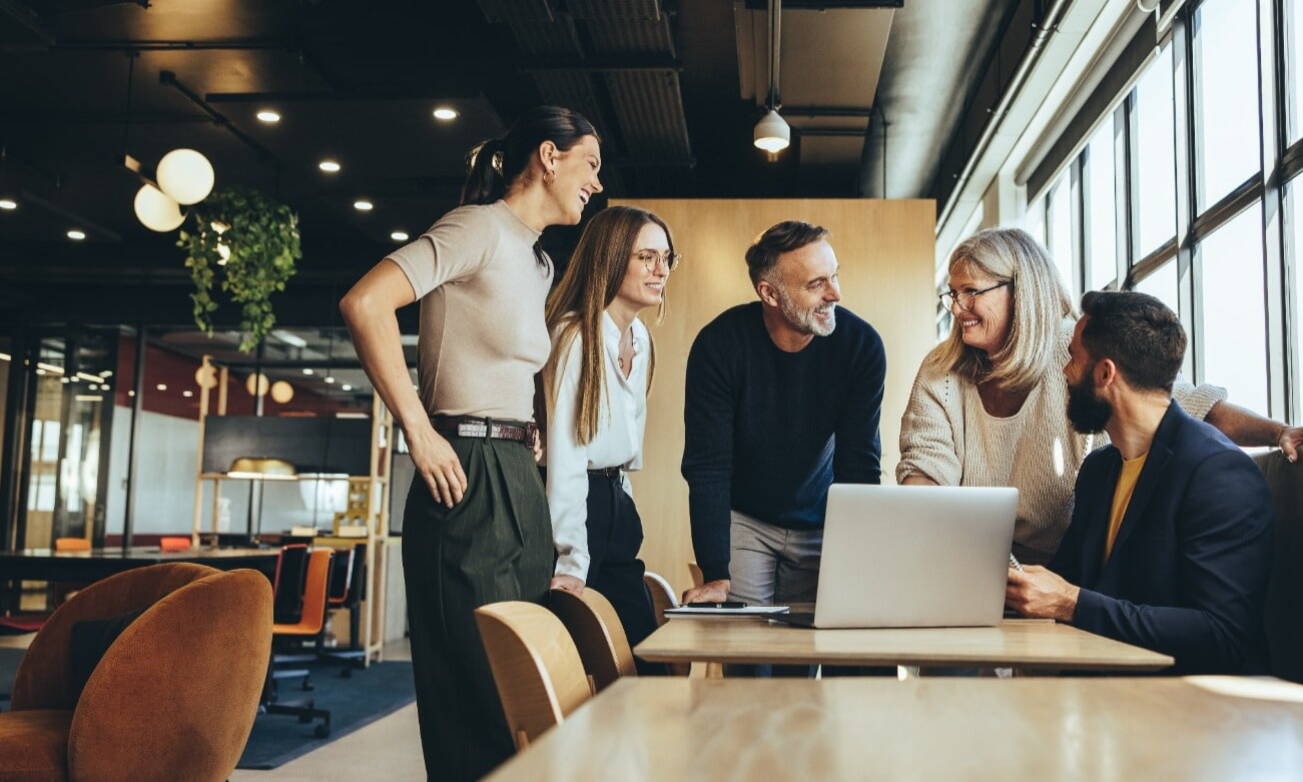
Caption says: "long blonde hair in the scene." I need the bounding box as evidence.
[543,206,673,445]
[926,227,1075,391]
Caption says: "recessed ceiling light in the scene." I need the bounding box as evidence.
[319,159,341,173]
[156,383,167,391]
[0,198,16,210]
[302,368,314,375]
[324,376,336,384]
[256,109,281,123]
[183,389,194,398]
[67,229,86,241]
[353,199,373,212]
[391,230,409,242]
[432,106,458,121]
[342,384,352,391]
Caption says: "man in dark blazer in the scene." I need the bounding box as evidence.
[1006,291,1273,674]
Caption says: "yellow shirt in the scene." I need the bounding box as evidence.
[1104,453,1148,562]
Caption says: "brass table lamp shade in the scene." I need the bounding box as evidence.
[227,457,297,479]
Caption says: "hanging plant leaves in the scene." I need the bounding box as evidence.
[179,187,301,352]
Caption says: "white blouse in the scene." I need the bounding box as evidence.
[545,312,650,581]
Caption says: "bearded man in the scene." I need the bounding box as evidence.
[680,220,887,654]
[1006,291,1273,674]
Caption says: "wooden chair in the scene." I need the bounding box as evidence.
[475,601,592,751]
[643,571,678,627]
[548,587,635,692]
[643,572,692,676]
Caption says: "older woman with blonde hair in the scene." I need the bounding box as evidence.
[899,227,1300,564]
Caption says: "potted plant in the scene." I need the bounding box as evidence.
[180,187,301,352]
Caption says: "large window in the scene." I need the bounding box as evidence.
[1135,261,1181,314]
[1200,204,1269,413]
[1026,0,1303,421]
[1085,120,1119,291]
[1135,46,1178,258]
[1046,174,1078,297]
[1291,0,1303,144]
[1192,0,1261,210]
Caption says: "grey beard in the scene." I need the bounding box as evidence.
[775,287,836,337]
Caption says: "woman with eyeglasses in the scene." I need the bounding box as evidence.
[542,205,677,656]
[898,227,1301,564]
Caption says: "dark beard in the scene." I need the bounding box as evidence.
[1067,371,1113,434]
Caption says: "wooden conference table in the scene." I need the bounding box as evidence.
[488,677,1303,781]
[634,614,1174,672]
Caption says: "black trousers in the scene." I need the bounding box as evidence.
[403,435,552,782]
[584,472,659,665]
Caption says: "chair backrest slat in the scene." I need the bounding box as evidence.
[547,588,636,692]
[475,601,591,751]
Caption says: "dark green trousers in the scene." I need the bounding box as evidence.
[402,434,552,781]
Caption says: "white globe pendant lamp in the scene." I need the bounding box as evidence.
[133,183,185,232]
[156,148,215,205]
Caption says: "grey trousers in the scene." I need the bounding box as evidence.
[725,510,894,679]
[726,510,821,607]
[726,511,820,678]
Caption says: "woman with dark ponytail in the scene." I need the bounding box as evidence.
[340,105,602,780]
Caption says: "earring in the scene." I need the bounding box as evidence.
[544,169,556,184]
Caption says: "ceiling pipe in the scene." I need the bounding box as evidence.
[934,0,1073,233]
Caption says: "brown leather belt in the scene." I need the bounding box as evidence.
[587,466,623,479]
[432,415,538,448]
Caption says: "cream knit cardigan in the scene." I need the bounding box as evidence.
[896,321,1226,563]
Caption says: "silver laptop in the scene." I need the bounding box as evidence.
[772,484,1018,628]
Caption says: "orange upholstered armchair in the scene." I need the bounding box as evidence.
[0,562,273,781]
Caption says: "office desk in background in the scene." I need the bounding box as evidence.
[0,547,279,611]
[634,616,1174,672]
[488,677,1303,781]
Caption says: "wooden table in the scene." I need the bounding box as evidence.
[488,677,1303,781]
[0,547,279,612]
[634,616,1174,672]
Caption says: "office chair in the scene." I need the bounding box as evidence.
[262,548,333,737]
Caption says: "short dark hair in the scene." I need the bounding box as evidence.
[1080,291,1186,392]
[744,221,830,285]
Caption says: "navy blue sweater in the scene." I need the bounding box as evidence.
[681,302,886,583]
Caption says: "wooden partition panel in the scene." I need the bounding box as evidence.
[610,199,937,594]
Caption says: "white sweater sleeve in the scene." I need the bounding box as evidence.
[896,362,965,486]
[545,332,592,581]
[1172,380,1228,421]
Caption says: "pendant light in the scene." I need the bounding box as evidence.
[753,0,790,155]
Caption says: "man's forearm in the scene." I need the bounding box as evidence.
[1205,401,1286,446]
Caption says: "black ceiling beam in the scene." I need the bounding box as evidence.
[158,70,278,164]
[742,1,902,8]
[0,110,214,125]
[781,105,874,117]
[521,58,682,73]
[46,37,297,51]
[797,128,867,137]
[204,88,481,103]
